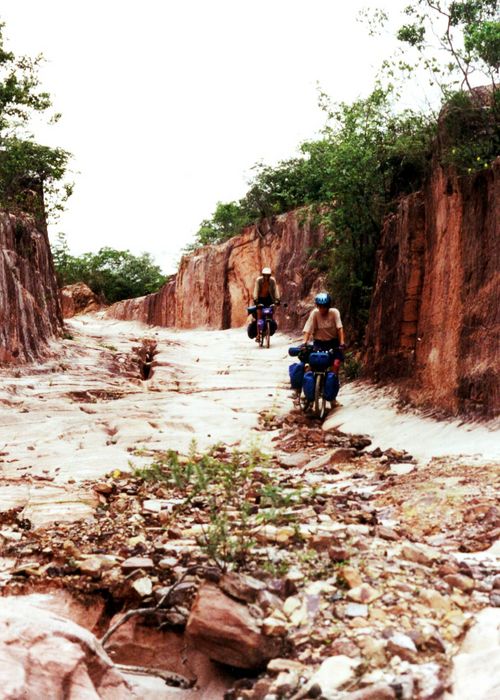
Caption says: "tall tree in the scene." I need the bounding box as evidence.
[366,1,499,96]
[0,20,71,221]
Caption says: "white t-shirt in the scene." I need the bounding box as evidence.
[303,308,343,341]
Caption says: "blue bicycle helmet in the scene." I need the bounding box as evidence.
[315,292,332,307]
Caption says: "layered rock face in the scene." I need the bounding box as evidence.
[107,210,326,332]
[0,212,62,363]
[365,158,499,417]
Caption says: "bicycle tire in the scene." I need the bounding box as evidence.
[314,373,326,419]
[259,325,264,347]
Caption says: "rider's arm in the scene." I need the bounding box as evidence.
[253,277,260,303]
[272,279,280,304]
[303,309,316,344]
[338,327,345,346]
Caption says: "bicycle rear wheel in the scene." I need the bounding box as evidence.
[314,373,326,419]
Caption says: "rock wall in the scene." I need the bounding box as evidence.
[365,158,499,417]
[107,210,326,332]
[0,212,62,363]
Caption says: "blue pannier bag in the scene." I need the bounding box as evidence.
[303,371,315,401]
[324,371,339,401]
[309,352,331,371]
[289,362,305,390]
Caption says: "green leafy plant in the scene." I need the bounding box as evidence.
[310,88,435,338]
[440,88,499,173]
[365,0,499,96]
[51,233,167,302]
[0,22,72,221]
[132,444,300,570]
[342,351,363,381]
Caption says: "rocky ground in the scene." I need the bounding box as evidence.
[0,316,499,699]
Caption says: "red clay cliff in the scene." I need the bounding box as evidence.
[0,212,62,363]
[365,157,499,417]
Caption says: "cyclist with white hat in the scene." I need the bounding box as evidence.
[252,267,280,334]
[253,267,280,309]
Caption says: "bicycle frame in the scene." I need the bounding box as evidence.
[257,306,274,348]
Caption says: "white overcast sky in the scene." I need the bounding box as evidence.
[1,0,413,273]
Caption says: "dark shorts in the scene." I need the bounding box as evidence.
[256,295,274,307]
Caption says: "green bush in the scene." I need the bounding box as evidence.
[440,88,500,174]
[52,233,167,303]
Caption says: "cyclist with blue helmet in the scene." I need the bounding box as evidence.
[303,292,345,356]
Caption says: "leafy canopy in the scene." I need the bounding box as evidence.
[52,233,167,304]
[368,0,500,95]
[0,21,71,220]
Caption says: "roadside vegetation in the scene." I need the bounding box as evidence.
[132,442,311,570]
[51,233,167,304]
[189,0,499,335]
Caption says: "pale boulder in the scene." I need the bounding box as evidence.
[308,655,361,697]
[0,598,132,699]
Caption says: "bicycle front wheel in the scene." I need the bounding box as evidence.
[314,373,326,419]
[265,321,271,348]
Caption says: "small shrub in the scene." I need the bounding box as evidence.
[132,444,297,570]
[342,351,362,381]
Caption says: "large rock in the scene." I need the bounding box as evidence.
[186,582,282,669]
[365,154,499,417]
[0,212,62,363]
[447,607,500,700]
[106,208,326,332]
[60,282,100,318]
[0,597,133,699]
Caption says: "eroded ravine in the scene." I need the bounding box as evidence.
[1,313,499,699]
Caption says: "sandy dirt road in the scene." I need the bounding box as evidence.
[0,313,498,528]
